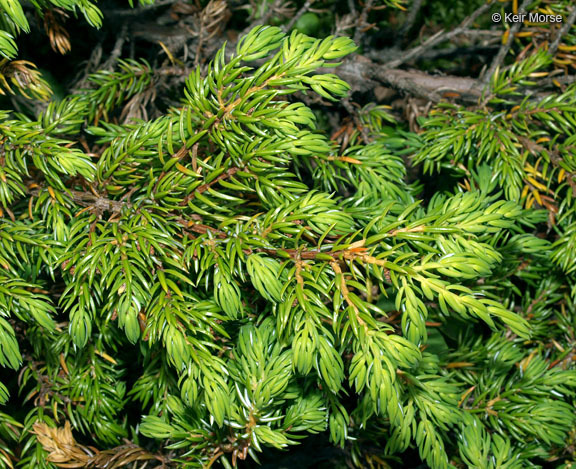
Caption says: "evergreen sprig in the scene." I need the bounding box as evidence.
[1,18,576,469]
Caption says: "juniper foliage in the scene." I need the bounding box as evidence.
[1,0,576,468]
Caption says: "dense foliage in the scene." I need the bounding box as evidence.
[2,0,576,467]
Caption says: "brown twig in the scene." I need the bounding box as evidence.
[179,217,228,239]
[179,167,240,206]
[549,6,576,58]
[385,2,492,70]
[29,187,130,214]
[325,50,563,105]
[347,0,357,17]
[331,57,482,102]
[481,0,531,85]
[395,0,424,46]
[102,24,128,71]
[353,0,375,44]
[194,0,229,66]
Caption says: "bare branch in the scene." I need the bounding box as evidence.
[384,2,491,70]
[347,0,357,17]
[353,0,375,44]
[395,0,424,46]
[480,0,531,84]
[549,6,576,57]
[326,56,481,103]
[102,24,128,70]
[375,68,480,103]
